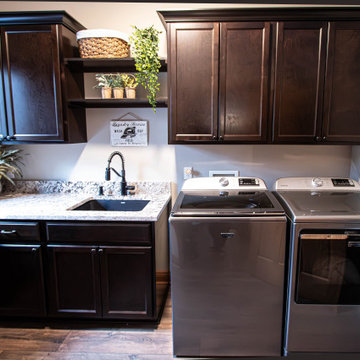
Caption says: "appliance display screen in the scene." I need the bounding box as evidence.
[332,178,355,187]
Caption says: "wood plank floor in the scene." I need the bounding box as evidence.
[0,294,357,360]
[0,294,173,360]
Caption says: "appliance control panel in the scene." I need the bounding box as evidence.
[332,178,355,187]
[239,178,259,186]
[275,177,360,191]
[182,176,267,190]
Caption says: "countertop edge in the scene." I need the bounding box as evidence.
[0,193,171,222]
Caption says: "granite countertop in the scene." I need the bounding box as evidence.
[0,181,171,222]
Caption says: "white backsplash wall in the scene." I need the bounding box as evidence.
[16,107,176,183]
[0,1,354,193]
[175,145,352,191]
[350,146,360,183]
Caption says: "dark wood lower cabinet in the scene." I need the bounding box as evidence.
[100,246,153,319]
[0,244,46,317]
[47,245,154,320]
[47,245,102,318]
[0,216,169,322]
[45,219,169,322]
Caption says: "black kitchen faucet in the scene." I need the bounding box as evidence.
[105,151,134,195]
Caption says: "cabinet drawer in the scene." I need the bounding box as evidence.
[46,222,152,245]
[0,221,40,242]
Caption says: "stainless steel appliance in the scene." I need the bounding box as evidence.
[274,177,360,354]
[169,177,286,357]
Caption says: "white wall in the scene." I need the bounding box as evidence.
[350,146,360,183]
[0,1,354,192]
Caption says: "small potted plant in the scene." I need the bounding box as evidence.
[121,74,138,99]
[0,145,22,193]
[112,73,124,99]
[95,74,113,99]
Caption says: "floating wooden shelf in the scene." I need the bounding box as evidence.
[65,57,167,73]
[68,97,168,108]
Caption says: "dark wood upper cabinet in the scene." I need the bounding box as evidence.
[219,22,270,142]
[168,23,219,143]
[168,21,270,144]
[0,11,86,144]
[322,21,360,143]
[272,21,327,143]
[2,25,63,141]
[159,8,360,145]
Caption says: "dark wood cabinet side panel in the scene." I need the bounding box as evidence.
[100,246,153,319]
[323,21,360,143]
[219,22,270,142]
[169,23,219,142]
[0,29,8,140]
[273,22,327,143]
[2,24,63,141]
[59,25,87,143]
[47,245,101,318]
[0,244,46,317]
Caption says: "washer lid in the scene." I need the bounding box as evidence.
[171,190,284,217]
[276,191,360,222]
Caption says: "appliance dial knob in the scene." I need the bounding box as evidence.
[312,177,324,187]
[219,177,229,187]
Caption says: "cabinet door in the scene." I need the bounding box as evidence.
[168,23,219,143]
[219,22,270,143]
[100,246,153,319]
[47,245,101,318]
[272,22,327,143]
[322,22,360,143]
[0,244,46,317]
[1,25,63,142]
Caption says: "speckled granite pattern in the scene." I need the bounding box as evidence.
[0,181,171,222]
[4,180,170,195]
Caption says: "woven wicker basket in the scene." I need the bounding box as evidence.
[77,29,130,59]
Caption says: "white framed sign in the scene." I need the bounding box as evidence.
[110,112,148,147]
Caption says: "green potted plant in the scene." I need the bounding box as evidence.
[129,26,161,111]
[112,73,124,99]
[121,74,138,99]
[95,74,114,99]
[0,145,22,192]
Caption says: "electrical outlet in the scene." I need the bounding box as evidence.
[184,167,193,180]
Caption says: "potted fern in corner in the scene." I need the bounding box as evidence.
[129,26,161,112]
[0,145,22,193]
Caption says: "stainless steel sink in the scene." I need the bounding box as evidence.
[72,199,150,211]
